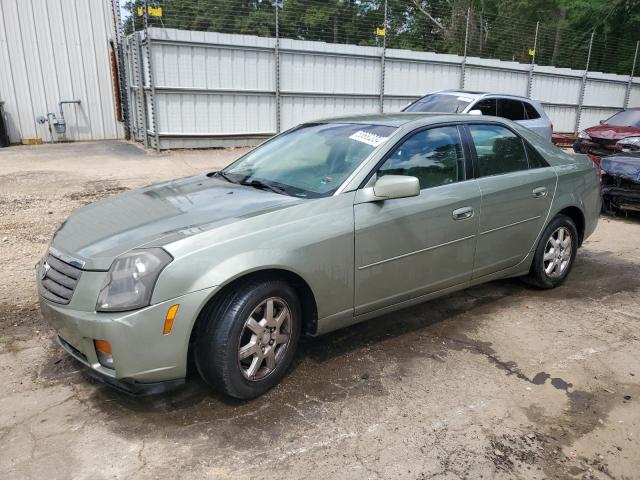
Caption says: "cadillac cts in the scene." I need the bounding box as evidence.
[37,114,600,399]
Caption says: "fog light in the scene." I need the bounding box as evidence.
[94,339,114,369]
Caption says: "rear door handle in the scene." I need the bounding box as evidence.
[452,206,474,220]
[532,187,548,198]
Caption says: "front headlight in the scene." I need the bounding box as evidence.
[577,130,591,140]
[96,248,173,312]
[616,136,640,151]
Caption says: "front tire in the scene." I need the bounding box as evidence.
[523,214,578,289]
[195,279,301,399]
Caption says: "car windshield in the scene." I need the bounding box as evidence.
[605,110,640,128]
[222,123,397,198]
[404,94,472,113]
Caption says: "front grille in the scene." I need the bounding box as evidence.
[58,336,88,363]
[39,251,83,304]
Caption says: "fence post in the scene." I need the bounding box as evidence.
[574,32,594,134]
[526,21,539,98]
[379,0,388,113]
[142,0,160,151]
[109,0,130,139]
[624,41,639,109]
[459,7,470,90]
[274,1,281,133]
[133,33,149,146]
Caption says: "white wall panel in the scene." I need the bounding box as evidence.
[542,105,577,133]
[281,96,377,130]
[530,74,582,105]
[385,60,460,96]
[630,84,640,107]
[578,108,621,132]
[0,0,123,143]
[464,66,528,96]
[584,79,626,108]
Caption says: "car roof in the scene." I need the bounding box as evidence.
[309,112,490,128]
[424,90,537,102]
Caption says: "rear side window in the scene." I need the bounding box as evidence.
[524,141,549,168]
[497,99,526,121]
[524,102,541,119]
[378,126,465,189]
[468,124,528,176]
[472,98,497,116]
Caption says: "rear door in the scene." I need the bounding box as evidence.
[464,123,557,278]
[354,125,481,315]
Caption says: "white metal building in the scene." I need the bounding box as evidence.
[0,0,124,144]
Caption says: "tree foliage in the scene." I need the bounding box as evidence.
[123,0,640,74]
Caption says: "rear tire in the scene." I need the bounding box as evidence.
[523,214,578,289]
[195,279,301,399]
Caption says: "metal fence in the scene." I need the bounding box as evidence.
[115,1,640,149]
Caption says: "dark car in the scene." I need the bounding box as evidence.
[600,152,640,214]
[573,108,640,165]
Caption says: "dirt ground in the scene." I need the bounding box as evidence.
[1,141,639,480]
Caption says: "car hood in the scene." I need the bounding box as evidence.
[50,174,302,270]
[600,153,640,184]
[585,124,640,140]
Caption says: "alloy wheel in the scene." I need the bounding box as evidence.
[237,297,292,381]
[543,226,572,278]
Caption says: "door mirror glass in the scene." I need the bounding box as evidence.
[468,109,482,115]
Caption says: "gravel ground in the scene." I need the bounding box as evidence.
[1,141,639,480]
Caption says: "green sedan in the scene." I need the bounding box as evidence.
[37,114,601,399]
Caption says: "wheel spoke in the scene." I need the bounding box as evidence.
[545,261,555,276]
[543,250,555,261]
[264,347,276,371]
[246,351,264,379]
[274,332,289,345]
[246,318,264,336]
[265,299,275,327]
[274,309,289,329]
[557,228,565,244]
[239,341,259,360]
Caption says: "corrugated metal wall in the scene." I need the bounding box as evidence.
[128,27,639,149]
[0,0,123,144]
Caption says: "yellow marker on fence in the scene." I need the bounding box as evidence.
[528,48,536,56]
[376,27,386,37]
[137,6,163,17]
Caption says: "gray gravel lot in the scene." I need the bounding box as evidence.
[1,141,639,480]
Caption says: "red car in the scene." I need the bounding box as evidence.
[573,108,640,165]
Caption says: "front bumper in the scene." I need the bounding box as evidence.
[573,139,618,166]
[39,284,217,388]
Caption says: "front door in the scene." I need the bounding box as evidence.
[354,125,481,316]
[465,123,557,278]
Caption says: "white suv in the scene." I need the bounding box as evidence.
[403,91,553,141]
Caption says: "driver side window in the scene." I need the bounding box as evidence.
[377,126,465,190]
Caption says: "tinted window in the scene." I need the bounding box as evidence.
[497,99,526,121]
[472,98,497,116]
[525,141,548,169]
[523,101,540,119]
[378,126,465,189]
[404,94,472,113]
[468,124,528,176]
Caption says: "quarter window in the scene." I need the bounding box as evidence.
[377,126,465,189]
[523,102,541,119]
[468,124,529,176]
[497,99,526,121]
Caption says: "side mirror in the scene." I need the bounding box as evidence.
[356,175,420,203]
[468,109,482,115]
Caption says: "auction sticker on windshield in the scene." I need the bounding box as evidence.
[349,130,389,147]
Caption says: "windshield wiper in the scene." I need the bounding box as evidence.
[240,179,287,195]
[211,171,238,184]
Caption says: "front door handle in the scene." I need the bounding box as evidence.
[532,186,548,198]
[452,206,474,220]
